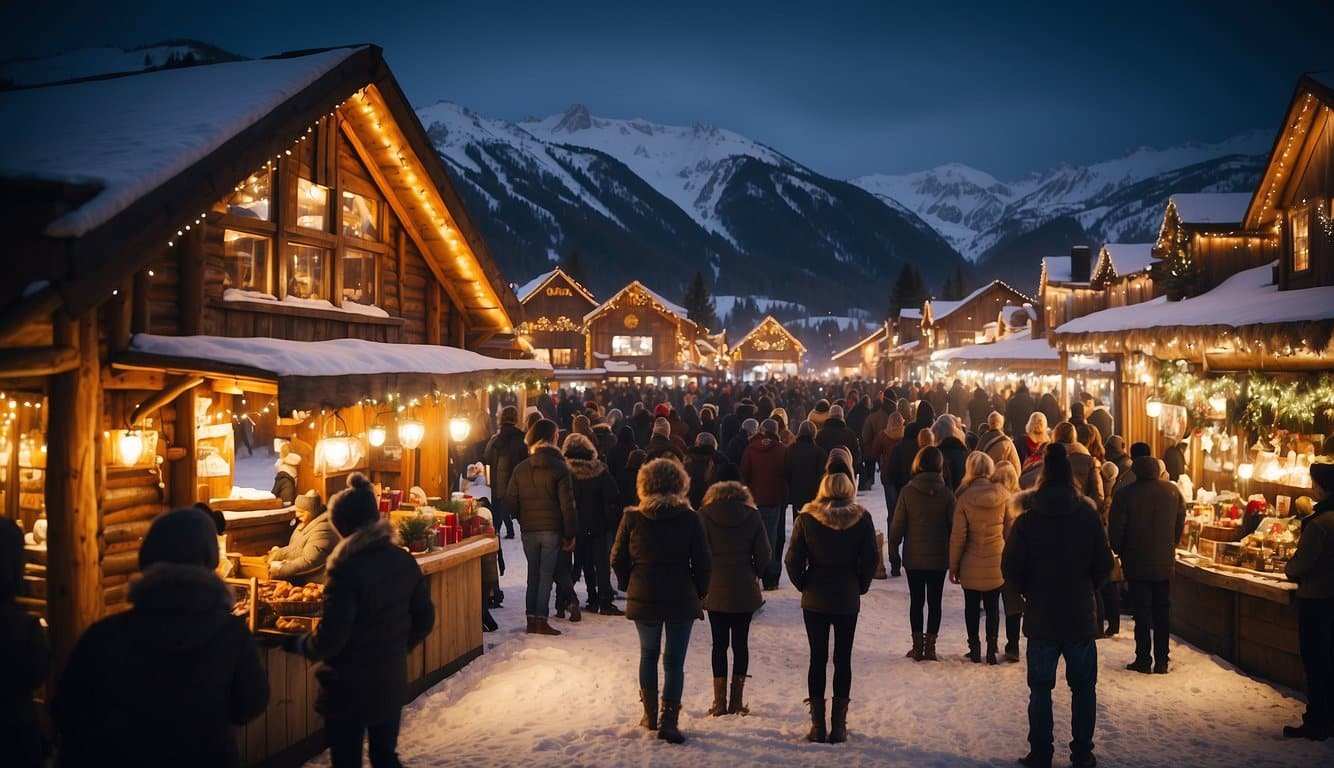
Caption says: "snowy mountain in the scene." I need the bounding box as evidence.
[853,131,1270,267]
[0,40,241,89]
[421,102,965,313]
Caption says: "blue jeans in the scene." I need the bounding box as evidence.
[758,505,783,586]
[522,531,561,618]
[1026,638,1097,762]
[635,620,693,701]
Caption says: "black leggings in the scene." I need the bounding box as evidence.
[964,587,1002,642]
[803,610,858,700]
[708,610,753,678]
[907,569,946,635]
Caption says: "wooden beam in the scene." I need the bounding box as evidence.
[45,313,104,672]
[0,287,62,347]
[0,345,79,378]
[130,375,205,426]
[103,369,167,391]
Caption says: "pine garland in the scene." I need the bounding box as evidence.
[1156,361,1334,434]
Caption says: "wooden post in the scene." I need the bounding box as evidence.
[1058,350,1070,417]
[1113,356,1126,439]
[45,313,104,670]
[169,387,199,508]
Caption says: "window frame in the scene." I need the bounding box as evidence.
[221,228,274,295]
[611,335,654,357]
[339,247,379,307]
[1291,205,1311,274]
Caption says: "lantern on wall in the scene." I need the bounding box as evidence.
[318,413,359,472]
[398,410,425,450]
[367,410,387,448]
[117,429,145,466]
[448,415,471,443]
[1145,397,1163,419]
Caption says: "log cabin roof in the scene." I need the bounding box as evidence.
[583,280,689,324]
[1168,193,1253,226]
[830,326,886,363]
[924,280,1035,325]
[1245,72,1334,230]
[731,315,807,356]
[515,267,597,305]
[0,45,522,333]
[1092,243,1155,284]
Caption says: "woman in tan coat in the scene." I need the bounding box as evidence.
[948,452,1009,664]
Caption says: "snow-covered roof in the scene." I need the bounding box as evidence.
[731,315,805,355]
[1054,262,1334,337]
[1170,193,1253,226]
[899,308,922,320]
[930,328,1112,371]
[514,267,596,305]
[1101,243,1156,277]
[1042,256,1072,284]
[929,280,1035,323]
[585,280,687,323]
[830,327,886,362]
[128,333,550,411]
[0,47,366,238]
[888,339,921,355]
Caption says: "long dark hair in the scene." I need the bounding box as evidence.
[1039,442,1074,489]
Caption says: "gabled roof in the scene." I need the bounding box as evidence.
[1092,243,1156,284]
[830,326,886,363]
[1041,256,1073,284]
[1245,72,1334,229]
[515,267,597,305]
[899,308,922,320]
[584,280,689,324]
[731,315,806,355]
[925,280,1035,325]
[1169,193,1253,226]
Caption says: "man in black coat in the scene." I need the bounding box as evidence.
[1,519,49,768]
[1002,445,1113,768]
[288,474,435,767]
[1005,382,1036,440]
[563,433,623,615]
[1108,454,1186,674]
[53,508,269,768]
[815,404,861,470]
[484,405,529,538]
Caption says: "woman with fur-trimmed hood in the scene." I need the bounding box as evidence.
[563,432,623,615]
[785,472,878,745]
[698,479,771,717]
[611,458,711,744]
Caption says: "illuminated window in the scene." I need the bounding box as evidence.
[223,230,271,293]
[531,349,551,364]
[1292,206,1310,272]
[287,243,329,300]
[612,335,653,356]
[341,190,381,241]
[550,348,575,367]
[296,178,330,231]
[341,249,377,306]
[225,169,271,220]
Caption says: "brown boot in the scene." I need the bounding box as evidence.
[906,632,924,661]
[532,617,562,636]
[639,688,658,730]
[567,601,582,622]
[727,675,749,715]
[525,616,536,634]
[805,698,826,743]
[708,677,728,716]
[829,697,849,743]
[658,698,684,743]
[923,633,938,661]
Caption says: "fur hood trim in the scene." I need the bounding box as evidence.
[702,480,754,508]
[801,499,868,531]
[129,562,234,612]
[631,493,693,520]
[636,457,689,502]
[328,518,397,570]
[561,432,598,461]
[566,456,606,481]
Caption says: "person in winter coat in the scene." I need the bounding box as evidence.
[826,446,858,487]
[1001,443,1112,768]
[645,417,687,463]
[53,508,269,768]
[870,407,906,526]
[1087,426,1121,636]
[948,451,1010,664]
[815,404,862,471]
[592,418,618,460]
[980,412,1023,474]
[1108,453,1186,674]
[742,419,789,590]
[771,407,797,445]
[846,396,874,489]
[1050,422,1105,514]
[611,458,711,744]
[1005,381,1036,441]
[1104,435,1132,481]
[0,518,50,768]
[889,446,956,662]
[630,402,654,448]
[968,386,992,432]
[268,490,338,584]
[1283,461,1334,740]
[947,379,969,422]
[608,426,638,479]
[485,406,530,538]
[932,415,969,491]
[807,398,832,430]
[1068,402,1093,448]
[784,420,829,519]
[1038,390,1062,433]
[563,433,623,615]
[860,389,895,485]
[284,474,434,768]
[1164,440,1188,483]
[506,419,578,635]
[785,472,878,744]
[698,404,721,443]
[1019,411,1050,468]
[271,451,301,505]
[685,432,724,510]
[1087,398,1114,446]
[698,480,770,717]
[619,449,648,510]
[726,417,759,466]
[994,461,1025,661]
[721,398,757,449]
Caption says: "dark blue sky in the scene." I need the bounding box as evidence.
[3,0,1330,179]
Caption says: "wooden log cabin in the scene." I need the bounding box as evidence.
[1037,246,1102,337]
[1091,242,1159,309]
[1151,192,1278,298]
[921,280,1035,350]
[829,326,886,380]
[514,267,598,369]
[0,45,548,766]
[583,280,710,383]
[730,315,805,380]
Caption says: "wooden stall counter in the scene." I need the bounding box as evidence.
[237,533,497,767]
[1172,554,1302,690]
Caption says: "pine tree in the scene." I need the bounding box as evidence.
[681,271,720,331]
[889,263,929,318]
[560,249,589,287]
[1151,223,1197,301]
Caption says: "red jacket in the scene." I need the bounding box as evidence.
[741,435,788,507]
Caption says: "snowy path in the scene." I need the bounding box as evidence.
[305,482,1332,767]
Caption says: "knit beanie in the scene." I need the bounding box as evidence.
[1312,461,1334,495]
[329,473,380,536]
[797,420,816,439]
[295,490,325,515]
[139,507,220,570]
[829,404,844,420]
[741,418,759,436]
[1130,442,1152,459]
[652,417,671,438]
[695,432,718,449]
[760,418,779,436]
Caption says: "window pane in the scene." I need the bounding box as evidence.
[341,190,381,241]
[226,169,271,220]
[612,335,653,356]
[551,348,574,367]
[288,243,329,300]
[341,248,377,306]
[1293,207,1310,272]
[223,230,271,293]
[297,178,329,231]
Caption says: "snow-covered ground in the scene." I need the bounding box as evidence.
[304,480,1331,767]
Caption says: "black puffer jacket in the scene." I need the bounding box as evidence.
[698,482,770,614]
[684,445,722,510]
[505,445,577,538]
[296,520,434,723]
[1108,456,1186,582]
[1002,486,1113,642]
[484,422,530,503]
[938,435,968,491]
[783,436,828,512]
[52,565,268,768]
[815,418,861,469]
[786,497,878,615]
[611,477,711,622]
[566,451,621,536]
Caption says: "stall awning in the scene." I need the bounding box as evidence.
[930,330,1113,372]
[123,334,551,411]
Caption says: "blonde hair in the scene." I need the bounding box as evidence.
[917,429,936,449]
[959,451,996,490]
[991,461,1020,493]
[815,471,857,503]
[1025,412,1049,442]
[771,407,788,430]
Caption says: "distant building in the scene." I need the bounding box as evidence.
[922,280,1034,349]
[584,280,709,383]
[515,267,598,368]
[730,315,805,379]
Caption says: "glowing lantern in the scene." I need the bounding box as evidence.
[449,416,471,443]
[398,415,425,450]
[1146,398,1163,419]
[118,429,145,466]
[318,413,359,472]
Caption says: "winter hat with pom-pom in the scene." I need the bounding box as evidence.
[139,507,221,570]
[330,473,380,536]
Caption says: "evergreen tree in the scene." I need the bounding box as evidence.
[681,271,720,331]
[889,263,928,318]
[1151,223,1197,301]
[560,249,589,287]
[940,265,968,300]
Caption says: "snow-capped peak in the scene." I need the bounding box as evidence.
[552,103,592,133]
